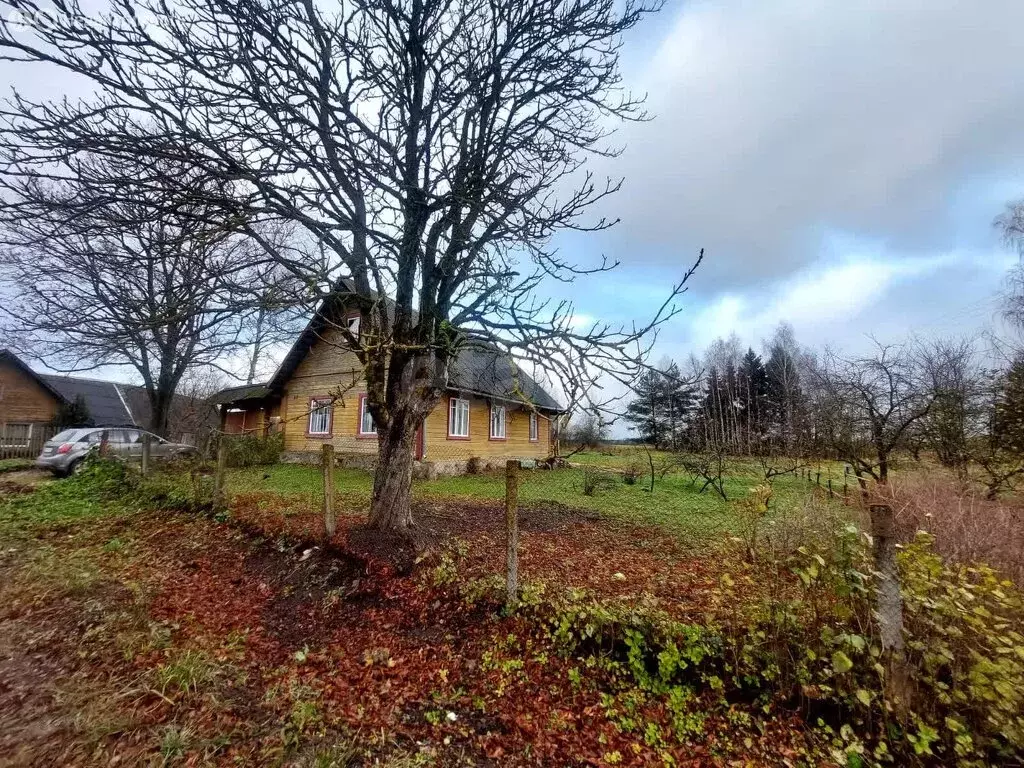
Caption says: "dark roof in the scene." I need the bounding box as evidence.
[209,382,272,406]
[2,349,215,433]
[448,345,563,411]
[261,289,564,412]
[38,373,135,426]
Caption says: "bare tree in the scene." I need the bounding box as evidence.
[563,412,607,457]
[813,341,933,487]
[916,337,989,477]
[0,151,275,436]
[0,0,696,532]
[996,200,1024,332]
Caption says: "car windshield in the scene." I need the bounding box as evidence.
[49,429,87,443]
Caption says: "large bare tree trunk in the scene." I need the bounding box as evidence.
[368,415,419,531]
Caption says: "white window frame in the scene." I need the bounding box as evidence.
[489,405,506,440]
[308,398,332,435]
[345,312,361,339]
[358,394,377,436]
[529,412,539,442]
[448,397,470,438]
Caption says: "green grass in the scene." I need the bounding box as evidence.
[224,453,851,541]
[0,457,33,473]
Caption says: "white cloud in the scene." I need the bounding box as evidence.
[681,246,1011,352]
[593,0,1024,284]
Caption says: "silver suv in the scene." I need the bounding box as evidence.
[36,427,196,476]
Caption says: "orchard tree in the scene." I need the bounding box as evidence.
[0,0,697,531]
[814,341,933,487]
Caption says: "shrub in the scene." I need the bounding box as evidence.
[581,467,618,496]
[622,462,642,485]
[461,525,1024,766]
[466,456,483,475]
[222,431,283,468]
[898,534,1024,765]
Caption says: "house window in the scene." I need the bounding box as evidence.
[358,394,376,436]
[345,312,361,339]
[490,405,506,440]
[529,412,539,442]
[2,423,31,447]
[308,398,332,435]
[448,397,470,438]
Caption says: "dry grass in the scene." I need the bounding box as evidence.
[876,467,1024,583]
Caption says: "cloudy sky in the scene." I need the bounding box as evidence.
[3,0,1023,390]
[551,0,1024,363]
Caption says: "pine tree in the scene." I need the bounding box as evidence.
[624,368,667,447]
[661,361,697,449]
[765,341,802,451]
[737,349,769,452]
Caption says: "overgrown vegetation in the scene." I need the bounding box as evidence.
[222,431,284,468]
[3,450,1023,766]
[454,518,1024,766]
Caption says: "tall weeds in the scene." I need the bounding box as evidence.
[875,468,1024,583]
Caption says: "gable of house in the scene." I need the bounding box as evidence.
[0,350,62,426]
[0,350,216,444]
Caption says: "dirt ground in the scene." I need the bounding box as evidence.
[0,490,814,767]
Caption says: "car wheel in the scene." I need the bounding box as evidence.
[66,459,84,477]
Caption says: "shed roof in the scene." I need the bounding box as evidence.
[38,373,136,426]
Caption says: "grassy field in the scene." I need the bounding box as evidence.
[226,451,851,541]
[2,456,1019,766]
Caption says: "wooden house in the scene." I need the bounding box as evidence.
[212,303,565,475]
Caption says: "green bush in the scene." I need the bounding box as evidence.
[460,526,1024,766]
[222,431,283,467]
[0,456,138,527]
[899,534,1024,765]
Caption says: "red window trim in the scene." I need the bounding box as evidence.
[356,393,377,439]
[529,412,539,442]
[488,404,507,442]
[305,395,334,438]
[447,396,471,440]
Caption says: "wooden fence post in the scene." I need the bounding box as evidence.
[505,460,520,609]
[213,440,228,509]
[99,429,109,457]
[827,478,833,499]
[141,433,151,476]
[322,443,336,538]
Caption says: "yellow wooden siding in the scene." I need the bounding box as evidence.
[422,397,552,461]
[280,324,373,454]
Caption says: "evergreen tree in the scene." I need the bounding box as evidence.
[51,394,92,429]
[737,348,769,452]
[765,334,803,451]
[661,361,698,449]
[624,368,667,447]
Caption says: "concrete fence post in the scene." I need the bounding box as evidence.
[869,502,912,712]
[99,429,109,457]
[323,443,336,538]
[505,460,521,609]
